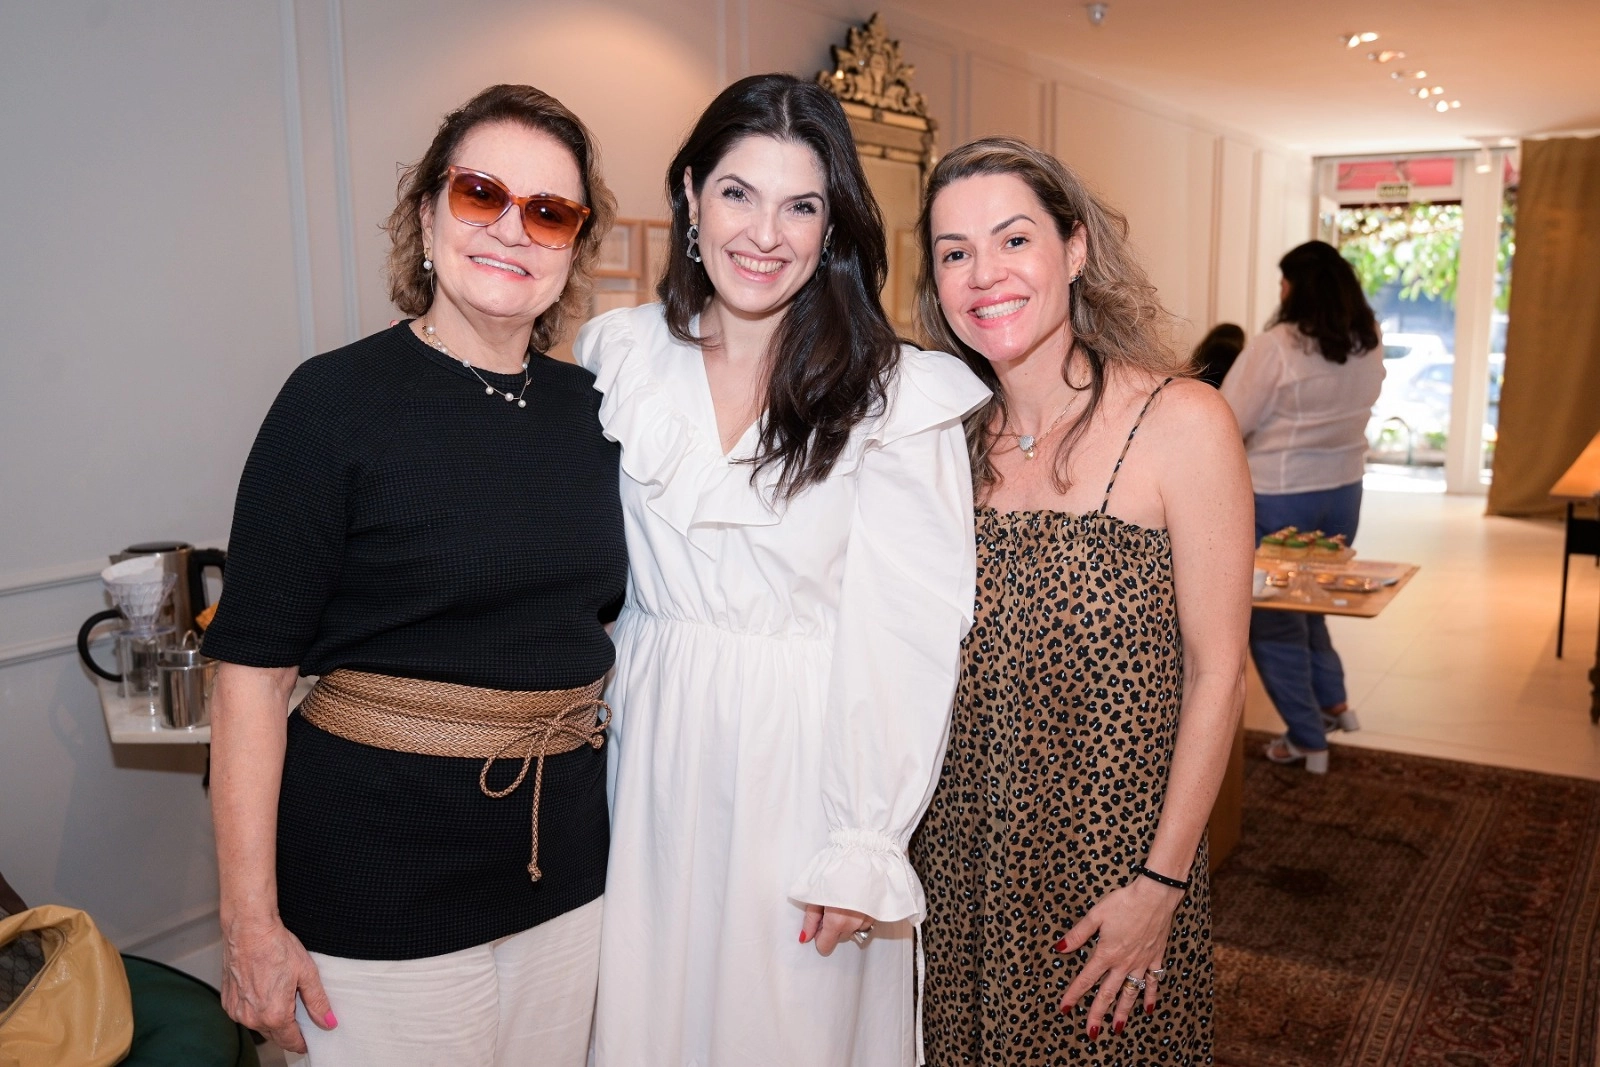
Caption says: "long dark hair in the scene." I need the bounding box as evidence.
[384,84,616,353]
[1192,322,1245,387]
[914,138,1180,494]
[1273,240,1380,364]
[658,74,899,500]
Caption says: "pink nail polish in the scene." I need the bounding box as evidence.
[1052,937,1069,953]
[324,1011,338,1028]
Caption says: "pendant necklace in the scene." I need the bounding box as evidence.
[1004,402,1075,460]
[419,321,532,408]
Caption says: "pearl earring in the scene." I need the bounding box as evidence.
[423,249,433,272]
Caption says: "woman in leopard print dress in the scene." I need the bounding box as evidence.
[909,139,1253,1065]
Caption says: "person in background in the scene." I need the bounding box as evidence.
[1221,240,1385,773]
[574,74,988,1065]
[910,136,1252,1064]
[1191,322,1245,387]
[204,84,623,1065]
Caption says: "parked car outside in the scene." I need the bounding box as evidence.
[1365,331,1504,466]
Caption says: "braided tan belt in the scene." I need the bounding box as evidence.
[298,669,610,882]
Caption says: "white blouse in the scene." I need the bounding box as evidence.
[1221,321,1386,495]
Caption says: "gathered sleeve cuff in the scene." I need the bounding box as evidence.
[786,349,989,923]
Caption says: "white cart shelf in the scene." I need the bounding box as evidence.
[96,676,314,745]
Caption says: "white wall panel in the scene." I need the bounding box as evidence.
[969,57,1046,147]
[1213,137,1256,332]
[1053,85,1214,345]
[0,0,300,963]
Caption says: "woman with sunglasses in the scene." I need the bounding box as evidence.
[204,84,623,1065]
[573,74,988,1065]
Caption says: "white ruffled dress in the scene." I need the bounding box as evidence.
[574,304,989,1067]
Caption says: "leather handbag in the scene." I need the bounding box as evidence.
[0,905,133,1067]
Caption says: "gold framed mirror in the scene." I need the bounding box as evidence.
[817,15,939,335]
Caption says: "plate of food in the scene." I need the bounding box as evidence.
[1314,573,1383,593]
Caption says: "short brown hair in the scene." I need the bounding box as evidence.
[383,84,616,353]
[915,137,1182,493]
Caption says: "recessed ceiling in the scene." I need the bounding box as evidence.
[907,0,1600,155]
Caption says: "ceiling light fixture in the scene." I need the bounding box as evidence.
[1434,100,1450,113]
[1413,70,1427,79]
[1368,49,1406,63]
[1450,100,1461,109]
[1474,148,1493,173]
[1343,31,1379,47]
[1085,2,1109,26]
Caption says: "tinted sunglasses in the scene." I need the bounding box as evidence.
[444,166,590,249]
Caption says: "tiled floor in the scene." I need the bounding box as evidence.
[1243,488,1600,780]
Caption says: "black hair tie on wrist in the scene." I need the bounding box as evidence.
[1131,863,1191,892]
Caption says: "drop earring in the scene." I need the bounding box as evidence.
[423,248,433,272]
[686,223,702,264]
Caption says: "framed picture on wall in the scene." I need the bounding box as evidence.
[586,218,668,319]
[596,222,637,277]
[644,222,672,294]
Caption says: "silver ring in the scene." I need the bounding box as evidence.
[1148,967,1167,982]
[851,924,875,946]
[1122,974,1146,994]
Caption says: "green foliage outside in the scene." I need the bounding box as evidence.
[1335,193,1515,312]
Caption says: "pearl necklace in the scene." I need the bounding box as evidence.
[420,322,531,408]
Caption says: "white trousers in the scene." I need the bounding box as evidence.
[292,896,602,1067]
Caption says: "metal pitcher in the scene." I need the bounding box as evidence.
[157,636,217,730]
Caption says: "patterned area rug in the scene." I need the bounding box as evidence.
[1212,733,1600,1067]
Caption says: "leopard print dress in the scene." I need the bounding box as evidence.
[910,382,1214,1065]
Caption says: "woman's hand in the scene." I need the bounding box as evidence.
[799,904,875,957]
[220,914,335,1053]
[1052,877,1183,1037]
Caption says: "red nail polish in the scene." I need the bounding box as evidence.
[1144,1003,1154,1015]
[1052,937,1069,953]
[1088,1025,1100,1041]
[324,1011,338,1028]
[1114,1020,1124,1035]
[798,930,809,944]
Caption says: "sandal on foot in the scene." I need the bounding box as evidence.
[1320,704,1361,733]
[1264,734,1329,774]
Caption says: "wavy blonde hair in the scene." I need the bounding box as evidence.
[915,137,1184,493]
[384,84,616,353]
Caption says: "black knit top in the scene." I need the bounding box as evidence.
[204,322,626,959]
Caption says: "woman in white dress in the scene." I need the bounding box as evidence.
[574,74,989,1066]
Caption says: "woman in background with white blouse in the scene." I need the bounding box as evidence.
[1222,240,1384,773]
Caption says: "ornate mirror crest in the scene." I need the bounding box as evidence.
[816,13,937,174]
[817,14,940,332]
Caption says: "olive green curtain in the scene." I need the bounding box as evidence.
[1487,135,1600,517]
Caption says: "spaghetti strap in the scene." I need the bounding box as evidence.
[1100,377,1176,513]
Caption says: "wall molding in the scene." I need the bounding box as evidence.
[0,633,77,671]
[280,0,317,363]
[326,0,361,342]
[0,559,103,600]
